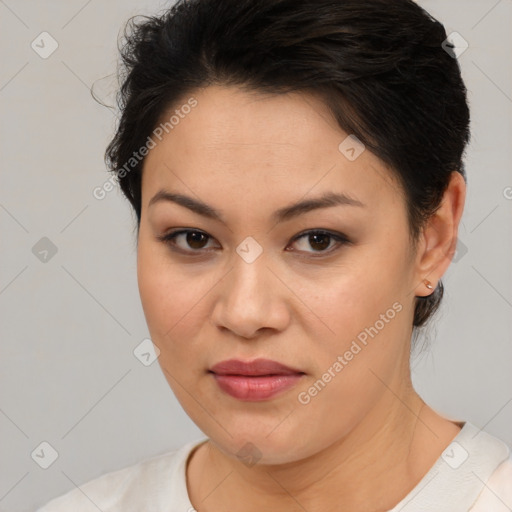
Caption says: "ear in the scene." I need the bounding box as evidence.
[413,171,466,297]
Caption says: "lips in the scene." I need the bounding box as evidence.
[209,358,305,401]
[209,358,304,376]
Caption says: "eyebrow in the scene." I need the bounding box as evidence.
[148,189,365,224]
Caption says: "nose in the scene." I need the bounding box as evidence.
[210,252,290,339]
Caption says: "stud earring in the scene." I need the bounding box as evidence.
[423,279,434,290]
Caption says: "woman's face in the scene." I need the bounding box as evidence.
[137,85,424,464]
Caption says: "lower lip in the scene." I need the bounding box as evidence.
[211,373,304,401]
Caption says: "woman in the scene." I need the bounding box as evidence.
[37,0,512,510]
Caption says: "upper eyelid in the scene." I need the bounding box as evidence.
[160,228,348,252]
[161,228,345,240]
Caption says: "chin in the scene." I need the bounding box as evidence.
[203,423,312,466]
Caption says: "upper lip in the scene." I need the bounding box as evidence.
[209,358,304,376]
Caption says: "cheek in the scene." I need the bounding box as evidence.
[137,242,214,415]
[136,237,206,356]
[304,260,401,338]
[292,272,408,438]
[296,243,410,383]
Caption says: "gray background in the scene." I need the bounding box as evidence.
[0,1,511,511]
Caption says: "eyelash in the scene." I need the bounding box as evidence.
[157,229,350,258]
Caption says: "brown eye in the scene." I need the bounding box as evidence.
[158,228,350,258]
[159,229,217,253]
[307,233,331,251]
[185,231,209,249]
[289,230,349,255]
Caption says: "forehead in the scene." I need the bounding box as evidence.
[141,85,403,211]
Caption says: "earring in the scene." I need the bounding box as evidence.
[423,279,434,290]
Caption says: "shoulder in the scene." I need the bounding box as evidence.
[387,422,512,511]
[35,438,207,512]
[470,452,512,511]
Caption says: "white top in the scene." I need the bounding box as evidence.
[36,422,512,512]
